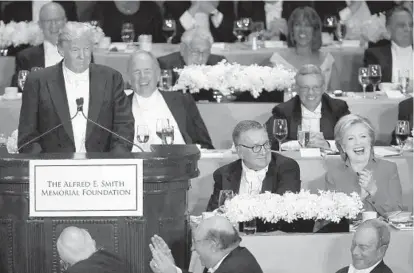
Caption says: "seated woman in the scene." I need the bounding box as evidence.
[268,6,339,90]
[325,114,403,215]
[265,64,350,150]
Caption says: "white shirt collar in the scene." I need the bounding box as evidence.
[133,89,161,107]
[62,63,89,83]
[241,160,269,174]
[43,40,57,50]
[348,260,382,273]
[391,41,413,53]
[301,102,322,116]
[208,253,230,273]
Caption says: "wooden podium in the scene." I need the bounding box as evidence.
[0,145,200,273]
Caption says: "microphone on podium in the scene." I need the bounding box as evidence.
[76,97,144,152]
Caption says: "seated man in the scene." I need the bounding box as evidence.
[206,120,300,211]
[266,64,350,151]
[364,5,413,86]
[128,50,214,150]
[149,216,263,273]
[12,2,67,90]
[336,219,393,273]
[57,226,128,273]
[158,27,226,102]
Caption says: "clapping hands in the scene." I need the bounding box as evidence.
[358,169,377,199]
[149,235,177,273]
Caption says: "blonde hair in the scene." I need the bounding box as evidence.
[181,27,214,46]
[57,22,95,47]
[295,64,325,85]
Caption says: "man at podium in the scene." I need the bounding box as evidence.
[18,22,135,154]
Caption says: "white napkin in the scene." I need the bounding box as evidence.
[281,140,301,151]
[373,146,400,157]
[341,40,360,47]
[264,40,285,48]
[385,90,405,99]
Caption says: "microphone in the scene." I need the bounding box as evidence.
[76,97,144,152]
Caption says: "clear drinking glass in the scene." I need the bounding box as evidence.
[335,22,347,44]
[395,120,410,155]
[244,218,257,235]
[368,64,382,99]
[162,125,174,145]
[17,70,30,91]
[218,190,234,208]
[162,19,176,43]
[233,20,244,42]
[358,67,370,98]
[156,118,169,141]
[323,15,338,35]
[121,22,135,43]
[399,70,410,95]
[159,70,173,91]
[273,119,288,152]
[136,125,149,143]
[297,125,310,148]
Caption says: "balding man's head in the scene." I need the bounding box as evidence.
[193,216,241,268]
[57,226,97,267]
[128,50,161,97]
[39,2,67,45]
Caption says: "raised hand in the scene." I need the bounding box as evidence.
[149,243,177,273]
[358,169,377,196]
[151,235,175,264]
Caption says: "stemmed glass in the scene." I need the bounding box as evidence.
[335,22,347,44]
[251,21,265,45]
[233,20,244,42]
[162,19,176,43]
[17,70,29,91]
[399,70,410,95]
[240,17,252,40]
[273,119,288,152]
[121,22,135,44]
[136,125,149,143]
[159,70,173,91]
[368,64,382,99]
[156,118,169,139]
[218,190,234,208]
[395,120,410,155]
[358,67,370,98]
[323,15,338,35]
[156,119,174,145]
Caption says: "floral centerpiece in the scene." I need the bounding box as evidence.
[223,190,363,232]
[360,12,389,43]
[172,60,296,99]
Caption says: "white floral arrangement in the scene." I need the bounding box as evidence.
[360,13,390,43]
[0,21,105,49]
[6,129,18,154]
[172,60,296,98]
[223,190,363,224]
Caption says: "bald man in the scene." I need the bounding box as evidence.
[57,226,128,273]
[149,216,263,273]
[13,2,67,90]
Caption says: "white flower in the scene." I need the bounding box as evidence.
[173,60,295,98]
[360,13,389,43]
[223,190,363,224]
[7,129,18,154]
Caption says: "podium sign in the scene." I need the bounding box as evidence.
[29,159,143,217]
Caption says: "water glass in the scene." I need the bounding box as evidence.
[399,70,410,95]
[218,190,234,208]
[17,70,30,91]
[121,22,135,43]
[395,120,410,155]
[358,67,369,98]
[243,219,257,235]
[159,70,173,91]
[273,119,288,152]
[156,118,170,140]
[297,125,310,148]
[136,125,149,143]
[368,64,382,99]
[161,126,174,145]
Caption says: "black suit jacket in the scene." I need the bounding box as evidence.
[157,51,226,102]
[336,260,393,273]
[128,91,214,149]
[18,62,135,154]
[164,1,236,43]
[364,43,394,84]
[3,1,78,23]
[265,94,350,150]
[206,152,301,211]
[66,250,129,273]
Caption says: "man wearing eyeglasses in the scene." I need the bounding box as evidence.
[206,120,300,212]
[266,64,350,151]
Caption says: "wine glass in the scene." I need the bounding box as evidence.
[358,67,370,98]
[136,125,149,143]
[162,19,176,43]
[233,20,244,42]
[240,17,252,41]
[162,125,174,145]
[218,190,234,208]
[323,15,338,35]
[17,70,30,91]
[156,118,169,141]
[368,64,382,99]
[159,70,173,91]
[395,120,410,155]
[273,119,288,152]
[335,22,347,44]
[399,70,410,95]
[121,22,135,44]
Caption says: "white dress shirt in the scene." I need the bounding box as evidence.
[391,41,413,83]
[208,253,230,273]
[62,64,90,153]
[239,161,269,195]
[347,260,382,273]
[44,40,63,68]
[32,0,53,22]
[180,5,223,31]
[131,89,185,152]
[301,103,322,133]
[264,0,283,30]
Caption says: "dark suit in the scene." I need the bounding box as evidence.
[391,97,413,144]
[206,152,301,211]
[18,62,135,154]
[157,51,226,102]
[364,43,394,84]
[65,249,129,273]
[128,91,214,149]
[336,260,393,273]
[164,1,236,43]
[265,94,350,150]
[195,247,262,273]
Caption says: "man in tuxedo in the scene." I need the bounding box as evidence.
[12,2,67,90]
[128,50,214,150]
[57,226,128,273]
[18,22,135,154]
[164,1,236,43]
[364,5,413,84]
[336,219,393,273]
[149,216,263,273]
[206,120,300,212]
[158,27,226,101]
[266,64,350,151]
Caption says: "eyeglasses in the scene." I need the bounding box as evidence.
[238,141,271,153]
[41,17,66,25]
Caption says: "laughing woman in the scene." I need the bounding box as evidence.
[325,114,403,216]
